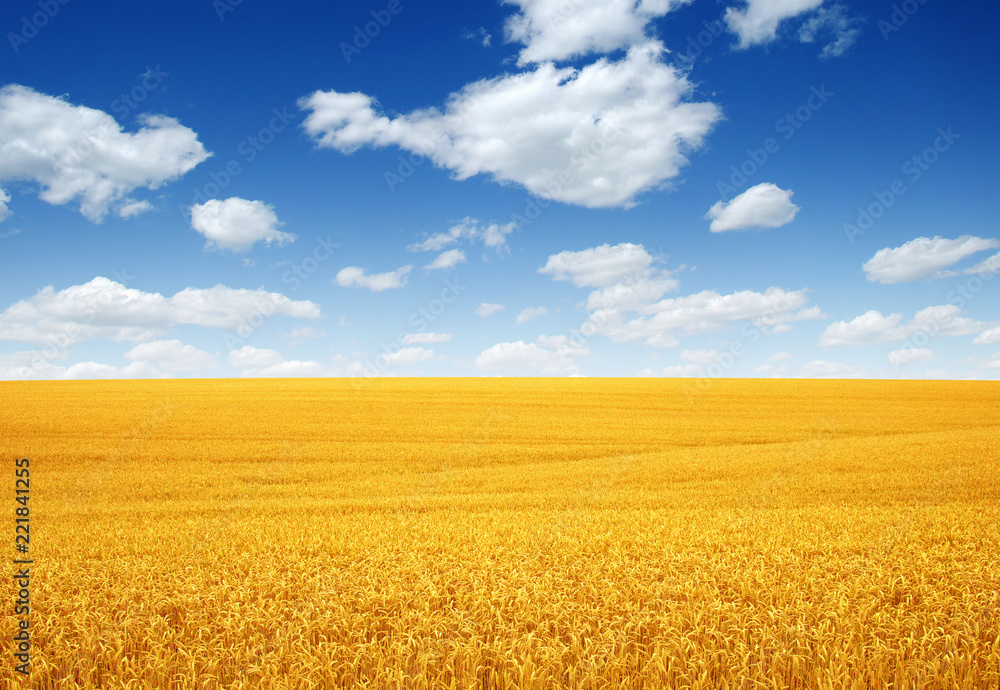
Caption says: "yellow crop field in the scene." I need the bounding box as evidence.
[2,377,999,689]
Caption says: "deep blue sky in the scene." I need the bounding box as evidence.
[1,0,998,379]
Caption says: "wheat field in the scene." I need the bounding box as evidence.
[1,378,998,689]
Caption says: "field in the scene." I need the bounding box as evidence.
[2,377,999,689]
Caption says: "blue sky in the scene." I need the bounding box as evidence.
[1,0,998,379]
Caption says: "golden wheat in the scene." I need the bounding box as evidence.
[1,378,998,689]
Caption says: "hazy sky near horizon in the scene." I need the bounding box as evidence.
[1,0,998,380]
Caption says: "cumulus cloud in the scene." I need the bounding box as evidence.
[228,346,285,369]
[516,306,549,324]
[724,1,861,57]
[964,251,1000,276]
[725,0,824,48]
[402,332,452,344]
[0,84,209,222]
[227,345,327,377]
[705,183,799,232]
[888,348,933,368]
[476,303,505,317]
[769,351,791,361]
[335,265,412,291]
[820,306,988,347]
[409,217,515,254]
[0,349,170,381]
[299,42,720,208]
[974,327,1000,346]
[799,360,865,378]
[383,347,436,366]
[503,0,692,64]
[476,334,588,375]
[190,198,294,253]
[0,277,320,346]
[118,199,153,218]
[540,243,655,287]
[424,249,466,270]
[539,242,820,348]
[862,236,1000,284]
[124,339,215,372]
[590,286,821,347]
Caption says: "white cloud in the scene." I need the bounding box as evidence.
[409,218,515,254]
[680,349,722,365]
[706,183,799,232]
[0,277,320,345]
[591,287,820,346]
[820,306,988,347]
[476,303,505,317]
[974,327,1000,346]
[299,42,720,209]
[863,236,1000,284]
[402,332,452,344]
[963,251,1000,277]
[62,361,171,380]
[799,360,864,378]
[538,242,820,348]
[517,306,549,324]
[540,243,655,287]
[228,346,285,369]
[241,360,328,377]
[819,310,904,347]
[768,351,791,361]
[125,339,215,372]
[226,345,328,377]
[284,326,324,346]
[190,198,294,253]
[0,188,12,223]
[118,199,153,219]
[476,334,588,375]
[797,3,863,58]
[335,265,412,291]
[725,0,824,48]
[0,84,209,222]
[0,350,169,381]
[383,347,436,365]
[888,348,933,367]
[502,0,692,64]
[424,249,466,270]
